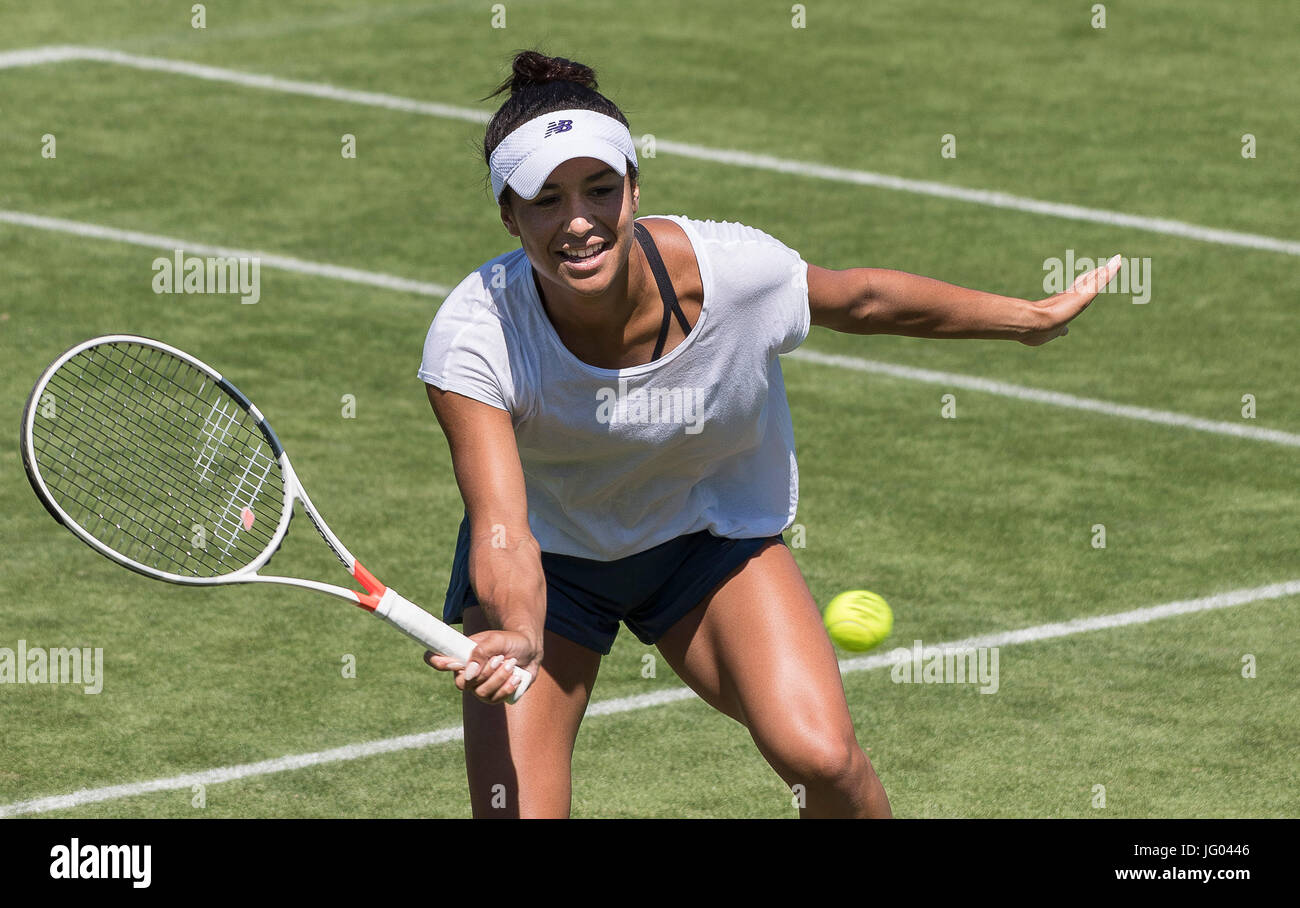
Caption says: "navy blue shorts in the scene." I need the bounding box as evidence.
[442,515,785,655]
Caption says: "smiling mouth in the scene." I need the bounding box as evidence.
[558,240,608,264]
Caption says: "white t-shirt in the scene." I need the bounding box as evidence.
[418,214,811,560]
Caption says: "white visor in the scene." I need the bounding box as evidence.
[489,109,637,203]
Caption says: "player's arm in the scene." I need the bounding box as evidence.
[424,385,545,703]
[806,256,1121,346]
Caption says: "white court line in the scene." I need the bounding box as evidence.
[654,139,1300,257]
[3,579,1295,817]
[0,45,487,123]
[4,207,1297,448]
[1,45,1297,257]
[787,349,1300,448]
[0,210,449,298]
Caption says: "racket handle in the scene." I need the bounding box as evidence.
[373,588,533,702]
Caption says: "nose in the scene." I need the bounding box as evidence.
[556,193,597,236]
[563,212,595,237]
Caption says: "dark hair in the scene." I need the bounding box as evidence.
[482,50,637,205]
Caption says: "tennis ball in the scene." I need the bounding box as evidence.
[822,590,893,652]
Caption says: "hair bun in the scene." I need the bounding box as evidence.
[508,50,598,93]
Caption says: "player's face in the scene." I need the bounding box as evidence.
[501,156,639,300]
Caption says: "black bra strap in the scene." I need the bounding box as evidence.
[635,222,691,361]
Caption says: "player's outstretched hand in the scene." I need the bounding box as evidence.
[1019,254,1122,346]
[424,630,540,704]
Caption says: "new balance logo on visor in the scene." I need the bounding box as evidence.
[544,120,574,137]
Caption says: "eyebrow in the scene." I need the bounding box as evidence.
[539,167,618,191]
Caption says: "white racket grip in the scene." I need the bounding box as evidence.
[373,588,533,702]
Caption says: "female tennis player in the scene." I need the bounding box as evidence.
[418,51,1120,818]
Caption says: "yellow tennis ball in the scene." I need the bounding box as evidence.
[823,590,893,652]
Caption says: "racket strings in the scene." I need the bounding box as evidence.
[110,342,283,562]
[58,350,242,509]
[49,345,280,569]
[44,375,231,567]
[41,371,236,568]
[31,342,285,577]
[57,368,208,505]
[80,353,268,514]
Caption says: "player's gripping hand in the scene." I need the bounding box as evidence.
[424,630,540,704]
[1019,254,1123,346]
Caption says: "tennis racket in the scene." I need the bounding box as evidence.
[20,334,532,701]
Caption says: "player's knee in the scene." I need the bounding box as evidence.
[771,733,867,791]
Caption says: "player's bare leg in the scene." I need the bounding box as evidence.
[459,606,602,818]
[655,541,892,818]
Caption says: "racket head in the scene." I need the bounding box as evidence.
[21,335,295,586]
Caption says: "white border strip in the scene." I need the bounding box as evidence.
[787,348,1300,448]
[1,45,1297,256]
[2,579,1294,817]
